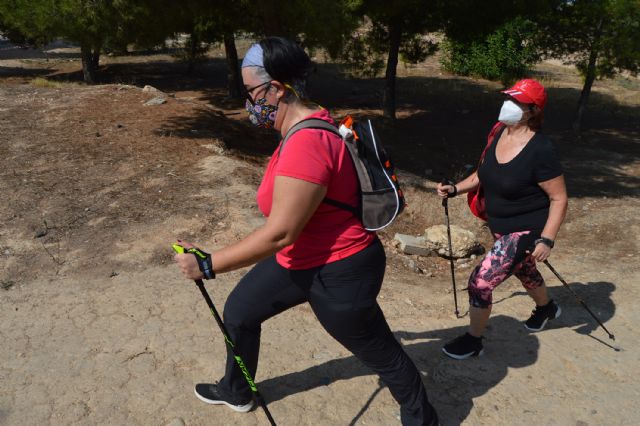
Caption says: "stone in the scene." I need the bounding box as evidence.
[142,85,162,93]
[144,96,167,106]
[166,418,185,426]
[423,225,480,259]
[394,233,433,256]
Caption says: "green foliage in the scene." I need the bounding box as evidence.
[338,24,387,78]
[337,0,440,78]
[240,0,361,57]
[172,33,210,67]
[400,34,438,65]
[538,0,640,80]
[441,18,540,84]
[0,0,57,47]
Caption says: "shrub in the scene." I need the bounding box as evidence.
[441,18,540,85]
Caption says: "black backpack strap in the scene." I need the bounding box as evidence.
[279,118,341,158]
[278,118,358,216]
[323,197,358,215]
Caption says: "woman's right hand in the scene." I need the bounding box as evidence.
[436,182,456,199]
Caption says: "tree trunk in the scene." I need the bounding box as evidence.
[383,21,402,120]
[81,44,98,84]
[574,51,597,133]
[261,1,284,36]
[187,33,198,74]
[223,33,242,99]
[91,47,100,70]
[573,18,604,133]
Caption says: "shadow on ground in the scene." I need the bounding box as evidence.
[6,55,638,198]
[258,281,615,425]
[0,66,52,78]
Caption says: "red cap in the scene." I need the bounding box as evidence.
[502,79,547,109]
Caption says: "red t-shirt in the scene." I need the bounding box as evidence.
[256,109,375,269]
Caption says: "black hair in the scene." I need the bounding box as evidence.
[259,37,312,98]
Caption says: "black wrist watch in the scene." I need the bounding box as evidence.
[534,237,555,248]
[449,184,458,197]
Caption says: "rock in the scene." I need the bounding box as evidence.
[423,225,480,259]
[166,418,185,426]
[144,96,167,106]
[312,350,332,361]
[394,233,433,256]
[399,256,420,273]
[34,229,48,238]
[142,85,162,93]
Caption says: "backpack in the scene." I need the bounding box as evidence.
[280,115,406,231]
[467,121,505,220]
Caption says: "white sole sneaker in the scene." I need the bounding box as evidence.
[525,305,562,332]
[194,386,254,413]
[441,347,485,360]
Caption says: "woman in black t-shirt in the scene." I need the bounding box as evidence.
[436,79,568,360]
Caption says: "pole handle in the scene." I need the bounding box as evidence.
[441,178,455,208]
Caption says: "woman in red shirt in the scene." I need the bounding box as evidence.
[175,37,438,426]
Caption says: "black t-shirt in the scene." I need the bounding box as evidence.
[478,128,563,235]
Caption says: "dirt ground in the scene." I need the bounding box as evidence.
[1,41,639,426]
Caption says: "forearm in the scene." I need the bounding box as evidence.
[211,226,290,274]
[541,198,568,240]
[454,172,480,195]
[195,177,325,276]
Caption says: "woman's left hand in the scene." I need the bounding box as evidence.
[531,242,551,262]
[174,239,204,280]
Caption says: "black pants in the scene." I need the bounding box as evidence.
[218,239,436,425]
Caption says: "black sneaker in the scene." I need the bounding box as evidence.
[442,333,484,360]
[194,383,254,413]
[524,299,561,332]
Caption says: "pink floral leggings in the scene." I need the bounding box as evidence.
[468,231,544,308]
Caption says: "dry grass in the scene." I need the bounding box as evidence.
[30,77,63,88]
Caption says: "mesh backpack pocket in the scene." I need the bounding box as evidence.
[281,116,406,231]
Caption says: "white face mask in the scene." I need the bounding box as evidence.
[498,100,524,126]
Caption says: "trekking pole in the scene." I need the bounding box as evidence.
[543,259,615,341]
[441,179,460,317]
[172,244,277,426]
